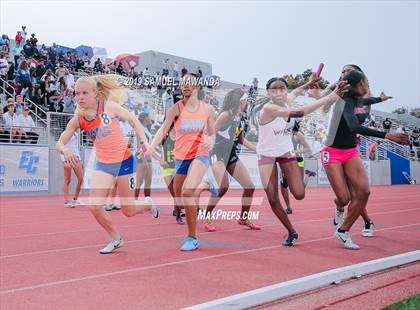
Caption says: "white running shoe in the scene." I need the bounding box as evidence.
[112,203,121,210]
[145,196,159,218]
[362,222,375,237]
[333,209,344,227]
[104,204,114,211]
[334,230,360,250]
[64,201,75,208]
[72,199,85,206]
[99,238,124,254]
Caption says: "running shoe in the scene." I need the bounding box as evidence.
[173,209,185,217]
[362,221,375,237]
[99,238,124,254]
[204,174,219,197]
[205,219,216,232]
[305,169,317,177]
[334,230,360,250]
[64,201,75,208]
[285,207,293,214]
[145,196,159,218]
[176,215,185,225]
[72,199,85,206]
[180,236,199,251]
[104,204,114,211]
[112,203,121,210]
[282,232,298,247]
[333,209,344,227]
[238,219,261,230]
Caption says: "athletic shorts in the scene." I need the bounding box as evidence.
[95,155,136,177]
[257,153,297,166]
[160,167,176,177]
[175,156,210,175]
[210,149,239,166]
[320,146,359,168]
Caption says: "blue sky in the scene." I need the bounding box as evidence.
[1,0,419,112]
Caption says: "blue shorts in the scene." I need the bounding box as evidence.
[175,156,209,175]
[95,155,136,177]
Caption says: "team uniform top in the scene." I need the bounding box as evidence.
[325,97,386,149]
[78,100,132,163]
[173,100,209,160]
[257,107,295,157]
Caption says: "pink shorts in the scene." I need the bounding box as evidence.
[258,153,297,166]
[320,146,359,168]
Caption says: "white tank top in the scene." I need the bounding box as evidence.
[257,115,294,157]
[60,133,81,162]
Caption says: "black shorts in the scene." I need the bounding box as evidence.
[210,148,239,167]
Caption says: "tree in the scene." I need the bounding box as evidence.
[282,68,330,90]
[392,107,407,114]
[410,107,420,119]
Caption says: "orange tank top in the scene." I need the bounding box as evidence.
[173,100,209,160]
[78,100,131,164]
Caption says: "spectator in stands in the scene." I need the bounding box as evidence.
[41,69,55,82]
[155,107,165,124]
[12,43,22,68]
[15,31,23,46]
[64,69,75,89]
[0,52,8,91]
[35,59,46,79]
[49,90,63,112]
[0,35,10,54]
[162,88,174,114]
[3,99,21,143]
[141,101,151,115]
[116,62,124,75]
[94,58,103,72]
[20,26,27,44]
[18,106,38,144]
[181,66,188,77]
[31,87,45,107]
[143,67,150,77]
[0,109,10,143]
[382,118,392,132]
[197,66,202,77]
[45,59,55,72]
[23,40,33,58]
[6,61,14,82]
[173,61,179,78]
[14,95,24,115]
[55,62,67,79]
[30,33,38,47]
[63,88,76,114]
[15,60,31,94]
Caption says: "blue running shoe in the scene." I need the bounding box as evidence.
[180,236,199,251]
[204,174,219,197]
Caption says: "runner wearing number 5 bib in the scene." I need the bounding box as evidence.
[56,75,159,254]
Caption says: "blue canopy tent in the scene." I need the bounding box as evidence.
[75,45,93,59]
[55,45,75,55]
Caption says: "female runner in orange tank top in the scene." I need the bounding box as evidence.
[56,75,159,254]
[148,73,216,251]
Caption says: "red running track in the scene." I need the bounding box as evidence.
[0,185,419,309]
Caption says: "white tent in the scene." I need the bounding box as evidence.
[90,47,108,66]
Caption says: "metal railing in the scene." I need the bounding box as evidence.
[0,125,48,144]
[46,111,74,145]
